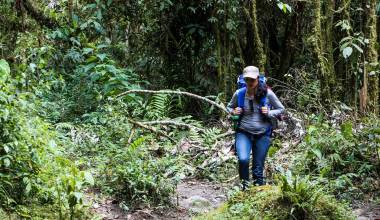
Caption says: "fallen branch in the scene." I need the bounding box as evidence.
[224,175,239,183]
[128,119,175,142]
[116,89,229,114]
[141,120,206,133]
[127,127,135,144]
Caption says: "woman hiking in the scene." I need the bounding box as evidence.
[227,66,285,189]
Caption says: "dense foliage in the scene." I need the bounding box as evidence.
[0,60,93,218]
[294,118,380,200]
[0,0,379,219]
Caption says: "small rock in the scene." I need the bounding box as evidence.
[185,196,212,214]
[106,199,113,204]
[93,203,100,209]
[353,209,365,216]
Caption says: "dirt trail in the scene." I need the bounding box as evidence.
[355,204,380,220]
[87,179,380,220]
[87,179,229,220]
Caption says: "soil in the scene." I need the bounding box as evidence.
[87,179,229,220]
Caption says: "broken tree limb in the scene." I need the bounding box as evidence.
[128,119,176,142]
[116,89,229,114]
[141,120,206,133]
[127,126,135,144]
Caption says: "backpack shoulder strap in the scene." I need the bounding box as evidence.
[237,87,246,108]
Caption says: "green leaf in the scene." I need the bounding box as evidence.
[74,192,83,203]
[342,46,353,59]
[93,21,103,33]
[311,148,322,160]
[84,172,94,185]
[49,140,57,148]
[3,145,10,153]
[29,63,37,73]
[0,59,10,81]
[285,4,292,13]
[86,56,98,63]
[23,177,32,194]
[340,122,353,139]
[277,2,284,11]
[351,43,363,53]
[83,48,94,55]
[96,53,107,62]
[3,158,10,167]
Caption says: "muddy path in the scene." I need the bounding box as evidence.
[87,179,230,220]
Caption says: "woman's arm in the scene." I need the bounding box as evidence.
[267,89,285,117]
[227,91,238,113]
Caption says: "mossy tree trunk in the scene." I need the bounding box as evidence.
[322,0,337,101]
[363,0,379,114]
[309,0,328,103]
[243,0,266,70]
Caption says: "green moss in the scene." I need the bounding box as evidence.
[365,0,379,114]
[195,180,354,220]
[250,0,266,69]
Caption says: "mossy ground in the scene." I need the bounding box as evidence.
[196,184,354,220]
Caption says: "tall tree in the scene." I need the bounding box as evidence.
[364,0,379,114]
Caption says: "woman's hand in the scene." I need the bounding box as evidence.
[261,106,269,115]
[232,107,243,115]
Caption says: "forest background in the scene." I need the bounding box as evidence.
[0,0,379,219]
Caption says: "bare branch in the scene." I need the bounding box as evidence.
[141,120,206,133]
[128,119,176,142]
[116,89,229,114]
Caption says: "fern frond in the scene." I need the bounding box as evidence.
[129,136,145,150]
[55,122,75,130]
[148,93,171,119]
[188,128,202,143]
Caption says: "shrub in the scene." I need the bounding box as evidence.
[294,119,380,199]
[0,60,92,218]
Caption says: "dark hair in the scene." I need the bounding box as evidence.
[255,80,268,102]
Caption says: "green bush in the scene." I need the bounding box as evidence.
[294,119,380,199]
[0,60,92,218]
[57,103,186,209]
[102,137,180,208]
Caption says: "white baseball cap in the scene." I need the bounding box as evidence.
[243,66,260,79]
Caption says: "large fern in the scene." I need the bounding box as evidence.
[147,93,171,119]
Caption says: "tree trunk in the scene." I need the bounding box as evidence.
[309,0,330,103]
[243,0,266,70]
[322,0,336,100]
[364,0,379,114]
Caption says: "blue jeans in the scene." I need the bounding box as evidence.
[235,130,271,186]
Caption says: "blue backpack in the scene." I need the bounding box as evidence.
[235,74,273,136]
[236,74,269,110]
